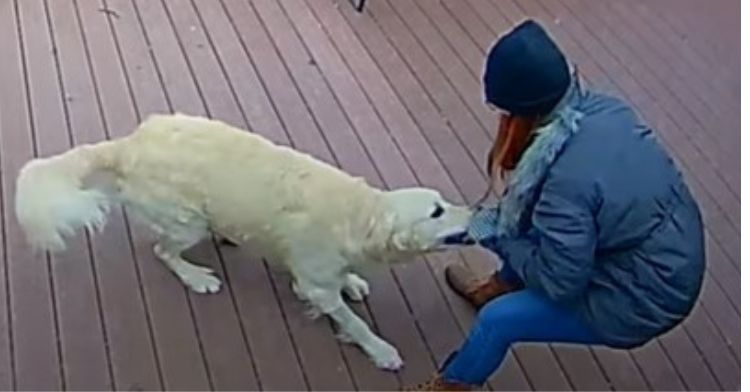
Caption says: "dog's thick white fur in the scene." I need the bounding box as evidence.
[15,113,471,370]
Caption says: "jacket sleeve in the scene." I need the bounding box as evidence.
[493,175,598,303]
[466,205,501,246]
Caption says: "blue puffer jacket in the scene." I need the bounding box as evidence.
[472,81,706,349]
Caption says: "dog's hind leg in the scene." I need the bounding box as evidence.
[291,280,323,319]
[152,220,221,294]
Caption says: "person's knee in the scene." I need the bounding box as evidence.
[476,298,516,329]
[475,291,540,336]
[462,299,523,356]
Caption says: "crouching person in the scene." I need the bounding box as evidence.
[410,20,706,391]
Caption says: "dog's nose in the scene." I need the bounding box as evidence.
[442,231,475,245]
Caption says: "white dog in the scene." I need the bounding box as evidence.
[15,113,472,370]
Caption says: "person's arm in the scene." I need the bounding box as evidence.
[466,205,501,247]
[493,175,598,303]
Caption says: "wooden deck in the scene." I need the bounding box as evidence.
[0,0,739,390]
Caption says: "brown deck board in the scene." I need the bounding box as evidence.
[43,0,120,388]
[280,0,474,370]
[363,1,492,173]
[508,1,729,389]
[591,347,650,391]
[652,0,740,89]
[107,0,213,389]
[523,0,743,356]
[0,5,13,380]
[72,1,162,387]
[204,20,353,391]
[386,0,496,138]
[529,0,742,243]
[328,3,530,389]
[630,343,686,391]
[213,1,390,389]
[454,7,647,389]
[679,306,740,390]
[614,1,739,115]
[182,1,311,390]
[566,0,740,197]
[264,0,468,387]
[700,278,741,360]
[419,3,614,390]
[0,120,10,390]
[247,0,394,388]
[603,1,740,143]
[0,0,739,390]
[153,1,265,389]
[332,2,530,390]
[6,0,64,389]
[534,3,740,387]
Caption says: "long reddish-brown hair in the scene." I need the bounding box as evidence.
[477,114,538,203]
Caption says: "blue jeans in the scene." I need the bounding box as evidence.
[442,265,603,385]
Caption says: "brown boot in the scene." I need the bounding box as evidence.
[404,374,475,391]
[445,264,520,309]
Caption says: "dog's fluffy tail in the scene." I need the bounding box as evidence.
[15,141,121,252]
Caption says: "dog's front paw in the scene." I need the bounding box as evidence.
[178,266,222,294]
[370,342,404,371]
[343,273,370,302]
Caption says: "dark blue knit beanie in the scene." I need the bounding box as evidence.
[483,20,571,116]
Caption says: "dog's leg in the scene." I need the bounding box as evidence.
[153,223,221,294]
[342,273,370,302]
[291,280,323,319]
[299,281,403,371]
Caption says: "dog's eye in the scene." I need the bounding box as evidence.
[430,204,445,219]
